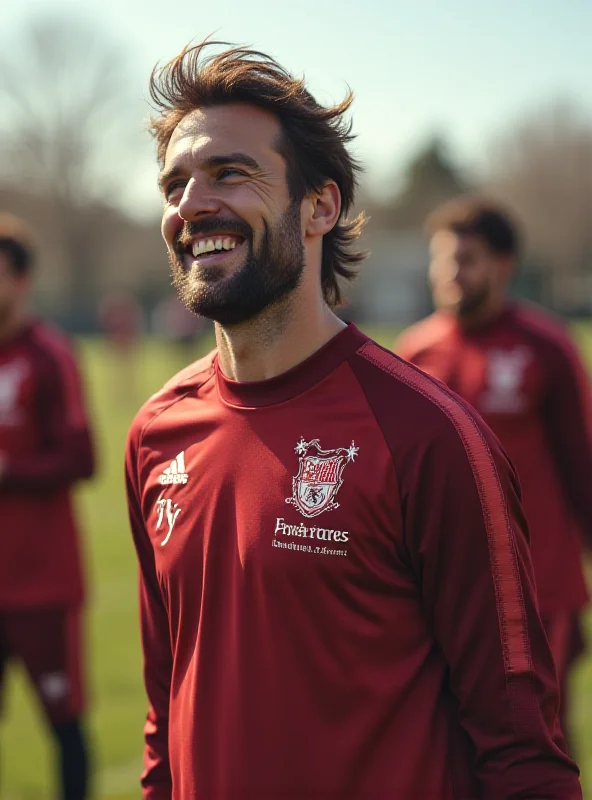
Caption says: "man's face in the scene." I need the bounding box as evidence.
[159,103,305,325]
[429,231,509,317]
[0,252,27,326]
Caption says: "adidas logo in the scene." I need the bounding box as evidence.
[159,452,189,485]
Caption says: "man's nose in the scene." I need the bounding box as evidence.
[178,177,221,221]
[449,260,463,283]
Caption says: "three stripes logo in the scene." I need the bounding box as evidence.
[159,452,189,486]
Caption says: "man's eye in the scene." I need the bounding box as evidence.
[165,181,186,199]
[217,167,243,180]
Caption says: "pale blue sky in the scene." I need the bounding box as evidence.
[1,0,590,217]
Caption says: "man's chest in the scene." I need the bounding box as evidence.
[138,407,410,600]
[0,353,37,439]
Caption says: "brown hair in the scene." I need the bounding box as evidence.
[425,195,519,257]
[149,40,367,306]
[0,213,35,276]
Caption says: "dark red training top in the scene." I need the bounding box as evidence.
[127,323,580,799]
[0,320,94,609]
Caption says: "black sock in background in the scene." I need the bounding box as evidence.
[51,718,90,800]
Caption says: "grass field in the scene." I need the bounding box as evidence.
[1,324,591,798]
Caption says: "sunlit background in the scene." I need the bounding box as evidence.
[0,0,591,796]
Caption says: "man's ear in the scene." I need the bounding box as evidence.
[303,181,341,238]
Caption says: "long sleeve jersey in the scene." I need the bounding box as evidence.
[126,323,580,799]
[396,303,592,613]
[0,320,95,608]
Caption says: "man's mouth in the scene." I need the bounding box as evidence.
[191,234,244,257]
[177,233,247,268]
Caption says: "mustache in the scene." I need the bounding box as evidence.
[174,218,252,254]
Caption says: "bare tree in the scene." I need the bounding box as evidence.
[369,137,469,232]
[484,101,592,311]
[0,14,147,320]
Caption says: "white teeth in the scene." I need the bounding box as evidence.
[191,237,241,257]
[192,240,208,256]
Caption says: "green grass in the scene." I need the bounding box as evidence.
[0,324,591,798]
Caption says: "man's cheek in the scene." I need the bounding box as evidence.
[162,209,182,248]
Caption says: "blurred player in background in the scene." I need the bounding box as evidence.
[151,294,208,369]
[98,289,145,408]
[125,42,581,798]
[0,214,95,799]
[396,196,592,747]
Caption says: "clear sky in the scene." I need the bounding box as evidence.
[1,0,590,218]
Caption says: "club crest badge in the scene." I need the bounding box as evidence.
[286,437,359,518]
[481,346,531,413]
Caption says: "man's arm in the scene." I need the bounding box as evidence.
[0,336,94,490]
[350,345,581,797]
[126,428,173,799]
[542,334,592,545]
[405,399,581,798]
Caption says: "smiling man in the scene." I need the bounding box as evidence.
[125,42,582,799]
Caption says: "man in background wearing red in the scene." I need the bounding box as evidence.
[0,214,95,799]
[396,196,592,744]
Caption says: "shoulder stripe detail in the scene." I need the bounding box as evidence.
[358,341,532,676]
[32,324,88,430]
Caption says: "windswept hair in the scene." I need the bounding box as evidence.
[0,213,35,276]
[426,195,520,257]
[149,40,367,306]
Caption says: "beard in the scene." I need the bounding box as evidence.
[169,201,305,326]
[0,299,13,328]
[456,284,491,318]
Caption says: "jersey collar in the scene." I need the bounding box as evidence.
[215,323,368,408]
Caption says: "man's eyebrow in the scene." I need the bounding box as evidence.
[157,165,182,192]
[203,152,261,171]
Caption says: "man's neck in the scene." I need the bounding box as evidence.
[456,298,508,333]
[215,287,346,383]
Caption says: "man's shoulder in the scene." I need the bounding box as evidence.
[395,313,452,359]
[26,319,77,363]
[160,349,218,392]
[510,302,580,360]
[350,337,488,443]
[511,301,570,343]
[351,338,509,489]
[16,320,82,388]
[128,349,217,445]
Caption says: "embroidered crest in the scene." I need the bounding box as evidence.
[286,438,359,518]
[481,347,531,413]
[0,359,28,425]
